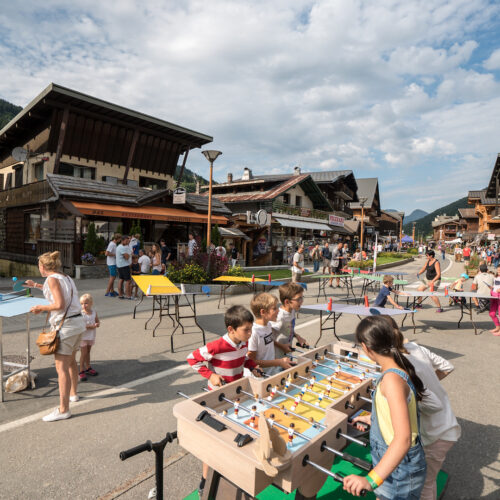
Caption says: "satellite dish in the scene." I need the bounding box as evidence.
[256,209,268,227]
[12,147,28,162]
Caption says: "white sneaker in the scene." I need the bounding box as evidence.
[70,395,80,402]
[42,408,72,422]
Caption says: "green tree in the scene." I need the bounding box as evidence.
[84,222,98,255]
[211,224,221,247]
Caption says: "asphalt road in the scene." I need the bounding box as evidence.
[0,256,499,499]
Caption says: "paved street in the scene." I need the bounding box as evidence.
[1,257,499,499]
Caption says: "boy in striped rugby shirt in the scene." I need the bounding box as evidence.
[187,305,262,496]
[187,305,262,389]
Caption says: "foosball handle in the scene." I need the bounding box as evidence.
[234,433,253,447]
[196,410,227,432]
[341,453,372,472]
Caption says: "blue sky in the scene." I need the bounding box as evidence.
[1,0,500,214]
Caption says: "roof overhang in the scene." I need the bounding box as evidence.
[0,83,212,174]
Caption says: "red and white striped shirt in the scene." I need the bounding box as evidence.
[187,334,257,389]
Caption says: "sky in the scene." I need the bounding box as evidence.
[1,0,500,214]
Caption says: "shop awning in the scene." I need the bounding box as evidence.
[219,227,251,240]
[274,217,332,231]
[70,201,228,224]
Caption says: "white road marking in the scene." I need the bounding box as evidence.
[0,364,189,434]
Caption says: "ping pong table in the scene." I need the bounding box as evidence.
[359,274,408,299]
[312,274,356,302]
[400,290,492,335]
[132,276,206,352]
[213,276,307,308]
[301,302,413,345]
[0,289,48,402]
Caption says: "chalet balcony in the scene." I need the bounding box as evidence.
[272,200,328,220]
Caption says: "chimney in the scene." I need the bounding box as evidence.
[227,173,233,183]
[242,167,253,180]
[195,180,200,194]
[294,166,301,176]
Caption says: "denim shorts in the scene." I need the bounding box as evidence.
[108,265,117,277]
[371,440,426,500]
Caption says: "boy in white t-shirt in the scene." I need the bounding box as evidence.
[138,249,151,274]
[105,233,121,297]
[271,283,308,357]
[248,293,294,375]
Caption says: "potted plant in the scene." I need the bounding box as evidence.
[81,253,96,265]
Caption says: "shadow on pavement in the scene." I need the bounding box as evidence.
[445,417,500,499]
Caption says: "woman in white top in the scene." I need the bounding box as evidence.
[150,244,163,275]
[25,251,86,422]
[382,315,461,500]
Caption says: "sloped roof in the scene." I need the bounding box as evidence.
[208,173,332,210]
[308,170,353,183]
[349,178,380,210]
[485,154,500,198]
[458,208,478,218]
[468,190,485,199]
[45,174,231,215]
[431,215,460,228]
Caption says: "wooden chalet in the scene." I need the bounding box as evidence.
[349,178,381,249]
[201,166,345,265]
[467,154,500,239]
[0,83,228,274]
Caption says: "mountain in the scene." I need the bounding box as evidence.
[405,209,428,224]
[174,165,210,193]
[0,98,22,129]
[403,197,469,238]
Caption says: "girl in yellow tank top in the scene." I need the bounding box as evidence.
[343,316,427,499]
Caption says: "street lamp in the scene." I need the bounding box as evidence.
[202,150,222,250]
[358,197,367,251]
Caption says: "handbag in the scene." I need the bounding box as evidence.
[36,281,74,355]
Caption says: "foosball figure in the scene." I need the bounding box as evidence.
[300,384,309,397]
[326,380,332,397]
[234,398,240,417]
[280,404,289,417]
[250,405,257,428]
[267,385,278,401]
[268,413,275,429]
[309,376,316,388]
[291,395,301,411]
[284,375,292,392]
[287,423,295,448]
[315,391,325,406]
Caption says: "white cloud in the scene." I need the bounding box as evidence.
[484,48,500,70]
[0,0,499,214]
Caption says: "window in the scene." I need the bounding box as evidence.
[139,176,167,190]
[25,213,41,243]
[14,166,23,187]
[295,195,302,207]
[5,173,12,189]
[59,162,95,179]
[127,179,138,187]
[102,176,118,184]
[0,174,3,191]
[34,163,44,181]
[282,193,290,205]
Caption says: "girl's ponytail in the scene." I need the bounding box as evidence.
[390,347,425,401]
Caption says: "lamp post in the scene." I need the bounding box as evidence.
[202,150,222,250]
[412,222,416,247]
[359,197,367,251]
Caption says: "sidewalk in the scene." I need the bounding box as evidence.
[0,257,499,499]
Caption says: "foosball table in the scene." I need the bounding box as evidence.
[174,341,380,499]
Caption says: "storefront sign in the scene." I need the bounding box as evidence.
[173,188,186,204]
[488,233,495,240]
[328,214,345,227]
[300,208,311,217]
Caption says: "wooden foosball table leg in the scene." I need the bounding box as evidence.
[295,490,317,500]
[202,468,256,500]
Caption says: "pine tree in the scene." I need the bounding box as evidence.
[84,222,98,255]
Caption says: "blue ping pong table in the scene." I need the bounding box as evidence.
[0,292,49,402]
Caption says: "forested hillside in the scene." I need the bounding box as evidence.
[0,99,22,129]
[403,196,470,237]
